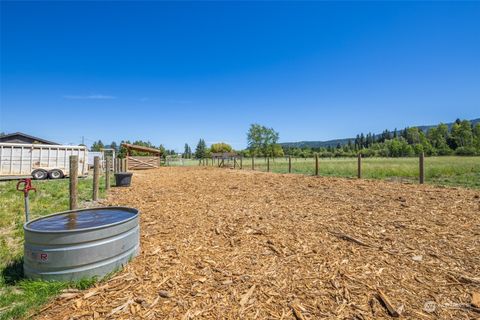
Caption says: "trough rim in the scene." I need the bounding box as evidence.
[23,206,139,234]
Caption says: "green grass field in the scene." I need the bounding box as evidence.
[194,156,480,188]
[0,175,110,320]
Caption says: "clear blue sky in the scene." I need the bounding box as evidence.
[1,1,479,151]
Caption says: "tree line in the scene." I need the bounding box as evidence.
[283,119,480,158]
[190,119,480,159]
[189,124,284,159]
[88,118,480,160]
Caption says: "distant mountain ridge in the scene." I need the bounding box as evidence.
[280,118,480,149]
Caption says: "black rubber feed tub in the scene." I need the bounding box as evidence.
[115,172,133,187]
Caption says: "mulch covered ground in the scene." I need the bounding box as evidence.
[37,167,480,319]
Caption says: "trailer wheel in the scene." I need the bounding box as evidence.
[32,169,48,180]
[48,169,64,179]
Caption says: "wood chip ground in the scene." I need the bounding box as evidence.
[36,167,480,319]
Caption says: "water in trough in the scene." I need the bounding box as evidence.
[27,208,137,231]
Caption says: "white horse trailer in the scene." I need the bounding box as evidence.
[0,143,88,180]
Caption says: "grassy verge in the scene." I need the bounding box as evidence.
[193,156,480,189]
[0,175,111,320]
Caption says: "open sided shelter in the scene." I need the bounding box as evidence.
[211,152,241,168]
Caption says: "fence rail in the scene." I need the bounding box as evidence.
[195,154,430,184]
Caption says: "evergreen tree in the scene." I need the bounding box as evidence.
[366,133,373,147]
[359,133,365,148]
[194,139,207,159]
[91,140,105,151]
[354,135,360,150]
[109,141,118,152]
[183,143,192,158]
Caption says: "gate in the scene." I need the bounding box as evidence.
[127,156,161,170]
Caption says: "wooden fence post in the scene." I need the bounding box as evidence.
[240,157,243,169]
[288,156,292,173]
[105,156,111,190]
[267,157,270,172]
[315,153,319,176]
[69,155,78,210]
[93,156,100,201]
[252,157,255,170]
[123,159,127,172]
[419,152,425,184]
[357,153,362,179]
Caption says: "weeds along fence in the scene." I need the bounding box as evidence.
[198,154,429,184]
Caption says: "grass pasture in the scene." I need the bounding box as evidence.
[0,175,110,320]
[201,156,480,188]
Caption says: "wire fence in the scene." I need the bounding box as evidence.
[188,155,480,188]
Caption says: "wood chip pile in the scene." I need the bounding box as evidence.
[36,167,480,319]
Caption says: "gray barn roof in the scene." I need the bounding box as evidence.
[0,132,59,145]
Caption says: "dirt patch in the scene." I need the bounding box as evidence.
[36,167,480,319]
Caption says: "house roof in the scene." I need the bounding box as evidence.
[0,132,59,145]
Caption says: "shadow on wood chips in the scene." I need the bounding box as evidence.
[36,167,480,319]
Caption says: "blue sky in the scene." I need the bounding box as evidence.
[1,1,479,151]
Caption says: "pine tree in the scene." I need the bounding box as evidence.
[194,139,207,159]
[347,139,353,150]
[354,134,360,150]
[91,140,105,151]
[109,141,118,152]
[184,143,191,158]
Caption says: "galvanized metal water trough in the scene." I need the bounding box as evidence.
[24,206,140,281]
